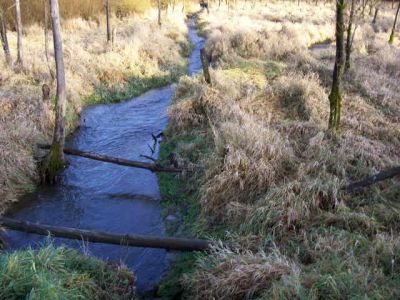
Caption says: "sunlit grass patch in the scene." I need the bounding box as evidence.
[0,243,136,299]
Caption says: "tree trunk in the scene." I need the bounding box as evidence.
[372,7,379,24]
[0,9,12,67]
[389,0,400,44]
[38,144,183,173]
[44,0,55,80]
[15,0,23,67]
[157,0,162,28]
[40,0,67,184]
[200,48,212,85]
[105,0,111,43]
[328,0,345,135]
[345,0,355,72]
[0,217,215,251]
[344,166,400,193]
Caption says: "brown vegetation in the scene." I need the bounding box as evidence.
[163,1,400,298]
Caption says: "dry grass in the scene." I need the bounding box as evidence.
[0,0,150,26]
[0,6,190,211]
[182,245,300,300]
[165,1,400,298]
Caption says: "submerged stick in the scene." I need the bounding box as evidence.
[344,166,400,193]
[0,217,214,251]
[38,144,182,173]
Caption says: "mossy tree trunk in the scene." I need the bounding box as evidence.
[40,0,67,184]
[15,0,23,67]
[389,0,400,44]
[345,0,356,72]
[0,8,12,67]
[328,0,346,135]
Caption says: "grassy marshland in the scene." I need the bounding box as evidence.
[157,1,400,299]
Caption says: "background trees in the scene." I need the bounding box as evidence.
[0,8,12,66]
[15,0,23,67]
[389,0,400,44]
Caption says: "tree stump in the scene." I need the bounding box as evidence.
[200,48,212,85]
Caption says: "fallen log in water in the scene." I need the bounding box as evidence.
[344,166,400,193]
[0,217,214,251]
[38,144,182,173]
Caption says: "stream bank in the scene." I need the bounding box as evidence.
[1,15,205,296]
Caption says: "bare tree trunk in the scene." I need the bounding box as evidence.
[328,0,345,135]
[105,0,111,43]
[389,0,400,44]
[0,9,12,67]
[372,7,379,24]
[15,0,23,67]
[361,0,366,19]
[157,0,162,28]
[345,0,355,72]
[44,0,55,80]
[38,144,183,173]
[40,0,67,183]
[0,217,215,251]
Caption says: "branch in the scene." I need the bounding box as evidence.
[344,166,400,193]
[38,144,182,173]
[0,217,214,251]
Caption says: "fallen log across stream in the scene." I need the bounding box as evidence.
[38,144,182,173]
[0,217,215,251]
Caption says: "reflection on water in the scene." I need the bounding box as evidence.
[4,17,205,293]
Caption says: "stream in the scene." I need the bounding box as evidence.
[3,16,204,294]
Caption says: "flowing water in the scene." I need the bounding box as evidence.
[3,17,204,294]
[309,41,332,54]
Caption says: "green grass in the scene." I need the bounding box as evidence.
[155,127,218,298]
[157,128,211,237]
[0,243,136,300]
[85,67,186,106]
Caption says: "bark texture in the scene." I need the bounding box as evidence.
[200,48,212,85]
[40,0,67,183]
[157,0,162,28]
[105,0,111,43]
[15,0,23,66]
[0,9,12,66]
[38,144,183,173]
[328,0,345,134]
[389,0,400,44]
[345,0,356,71]
[0,217,215,251]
